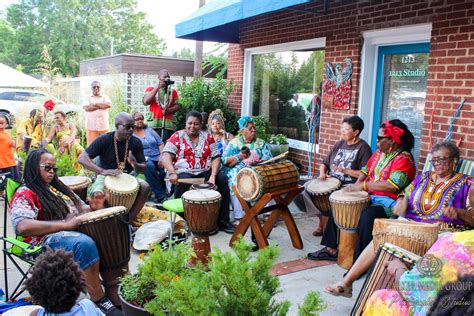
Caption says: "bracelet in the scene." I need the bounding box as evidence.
[363,181,368,191]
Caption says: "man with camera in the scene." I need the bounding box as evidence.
[143,69,181,142]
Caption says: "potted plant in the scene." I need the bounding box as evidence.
[119,239,326,315]
[268,134,289,156]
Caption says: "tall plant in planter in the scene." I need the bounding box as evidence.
[176,76,238,134]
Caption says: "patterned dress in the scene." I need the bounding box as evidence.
[163,130,219,174]
[221,136,272,191]
[403,171,471,227]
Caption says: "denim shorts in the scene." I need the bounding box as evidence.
[44,231,99,270]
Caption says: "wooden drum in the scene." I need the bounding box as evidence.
[236,160,299,202]
[182,189,222,236]
[77,206,130,270]
[191,182,217,191]
[351,243,420,316]
[330,190,370,269]
[373,219,439,257]
[104,173,139,210]
[59,176,91,201]
[306,178,341,215]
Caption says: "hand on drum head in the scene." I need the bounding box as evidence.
[63,215,83,231]
[101,169,122,176]
[345,182,363,192]
[318,173,328,180]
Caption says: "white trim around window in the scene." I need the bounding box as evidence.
[358,23,432,146]
[241,38,326,151]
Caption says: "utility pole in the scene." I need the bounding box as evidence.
[193,0,205,78]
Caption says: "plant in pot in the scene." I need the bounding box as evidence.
[268,134,289,156]
[119,238,326,315]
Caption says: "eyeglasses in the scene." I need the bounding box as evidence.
[119,123,134,130]
[245,126,256,131]
[431,156,453,165]
[40,164,58,173]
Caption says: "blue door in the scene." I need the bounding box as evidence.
[372,43,430,163]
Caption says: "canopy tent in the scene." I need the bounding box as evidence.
[0,63,48,89]
[175,0,312,43]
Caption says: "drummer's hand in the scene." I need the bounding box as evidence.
[345,182,363,192]
[442,206,459,220]
[127,150,137,167]
[101,169,121,176]
[385,259,408,277]
[208,174,216,185]
[168,172,179,185]
[157,159,164,169]
[318,173,328,180]
[332,164,345,174]
[63,216,82,231]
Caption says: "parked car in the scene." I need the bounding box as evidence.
[0,89,81,128]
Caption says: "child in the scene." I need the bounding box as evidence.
[0,114,18,194]
[24,248,118,315]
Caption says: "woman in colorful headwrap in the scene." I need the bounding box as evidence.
[45,111,84,171]
[309,119,416,263]
[364,230,474,316]
[16,109,45,152]
[222,116,272,221]
[325,141,473,297]
[208,109,234,155]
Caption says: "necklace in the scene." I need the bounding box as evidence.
[114,136,129,172]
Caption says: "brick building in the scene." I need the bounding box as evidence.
[177,0,474,175]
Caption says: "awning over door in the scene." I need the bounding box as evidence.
[175,0,312,43]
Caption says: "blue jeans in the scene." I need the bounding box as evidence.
[144,159,168,201]
[44,231,99,270]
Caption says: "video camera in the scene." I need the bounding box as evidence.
[163,78,175,86]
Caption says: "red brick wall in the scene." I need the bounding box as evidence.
[227,0,474,175]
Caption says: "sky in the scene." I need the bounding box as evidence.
[0,0,216,55]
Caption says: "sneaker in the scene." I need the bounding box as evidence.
[95,297,123,316]
[218,221,235,234]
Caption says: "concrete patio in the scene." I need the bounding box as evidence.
[1,199,366,315]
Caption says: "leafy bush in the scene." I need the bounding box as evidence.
[120,238,326,315]
[252,115,273,142]
[176,77,238,134]
[268,134,288,145]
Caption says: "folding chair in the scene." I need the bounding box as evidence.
[2,178,44,301]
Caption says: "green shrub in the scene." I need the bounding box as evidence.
[268,134,288,145]
[252,115,273,142]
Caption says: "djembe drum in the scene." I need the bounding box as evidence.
[182,189,222,265]
[59,176,91,201]
[236,160,299,202]
[104,173,139,210]
[351,243,420,316]
[191,182,217,191]
[330,190,370,268]
[372,219,439,257]
[306,177,341,215]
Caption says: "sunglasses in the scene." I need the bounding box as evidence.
[377,135,390,141]
[92,86,100,89]
[119,123,134,130]
[40,164,58,173]
[431,156,453,165]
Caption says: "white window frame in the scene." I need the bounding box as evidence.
[358,23,432,146]
[241,38,326,151]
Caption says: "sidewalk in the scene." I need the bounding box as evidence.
[1,200,365,315]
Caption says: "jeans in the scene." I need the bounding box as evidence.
[44,231,99,270]
[144,159,168,201]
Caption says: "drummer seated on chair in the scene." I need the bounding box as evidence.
[161,110,235,234]
[78,112,150,222]
[306,115,372,260]
[9,149,122,315]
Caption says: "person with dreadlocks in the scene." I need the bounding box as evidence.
[8,149,122,315]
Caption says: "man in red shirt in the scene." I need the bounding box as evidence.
[143,69,181,142]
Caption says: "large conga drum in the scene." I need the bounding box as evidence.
[182,189,222,265]
[372,219,439,257]
[330,190,370,269]
[236,160,299,202]
[76,206,130,270]
[351,243,420,316]
[104,173,139,210]
[59,176,91,201]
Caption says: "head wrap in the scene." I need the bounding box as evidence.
[208,109,226,133]
[238,116,253,130]
[383,120,405,144]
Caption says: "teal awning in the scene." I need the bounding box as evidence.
[175,0,312,43]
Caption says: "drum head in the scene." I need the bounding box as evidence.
[307,177,341,194]
[77,206,127,223]
[104,173,139,193]
[191,182,216,190]
[59,176,90,187]
[182,189,221,201]
[330,189,369,202]
[235,167,259,201]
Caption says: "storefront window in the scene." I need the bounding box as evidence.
[250,50,324,144]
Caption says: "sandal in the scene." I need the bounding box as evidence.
[324,282,352,298]
[307,247,338,261]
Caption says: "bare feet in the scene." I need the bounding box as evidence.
[324,281,352,298]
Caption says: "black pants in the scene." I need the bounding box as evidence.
[321,210,339,249]
[173,170,231,222]
[353,204,387,262]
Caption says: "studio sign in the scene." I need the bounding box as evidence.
[389,69,426,77]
